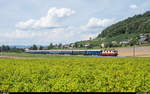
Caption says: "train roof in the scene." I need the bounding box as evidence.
[26,49,118,53]
[26,50,103,52]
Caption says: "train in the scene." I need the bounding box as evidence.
[25,49,118,56]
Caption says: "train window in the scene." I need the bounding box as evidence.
[114,50,117,52]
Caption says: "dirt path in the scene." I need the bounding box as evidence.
[116,46,150,57]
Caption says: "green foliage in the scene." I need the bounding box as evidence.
[97,11,150,39]
[58,43,62,48]
[0,54,150,92]
[0,45,10,52]
[74,43,78,48]
[48,43,54,49]
[77,11,150,48]
[39,46,44,50]
[0,46,24,53]
[32,44,38,50]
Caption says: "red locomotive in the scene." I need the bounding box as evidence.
[102,50,118,56]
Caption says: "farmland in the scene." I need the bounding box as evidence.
[0,53,150,92]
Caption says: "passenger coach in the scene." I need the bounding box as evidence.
[25,49,118,56]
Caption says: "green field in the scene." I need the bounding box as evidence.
[0,53,150,92]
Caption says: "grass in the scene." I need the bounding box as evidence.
[0,53,150,92]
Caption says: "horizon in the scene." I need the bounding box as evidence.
[0,0,150,45]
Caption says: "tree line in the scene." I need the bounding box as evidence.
[0,45,24,53]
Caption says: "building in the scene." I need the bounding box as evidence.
[84,43,90,47]
[119,41,129,44]
[101,42,107,48]
[139,33,149,44]
[25,48,29,51]
[119,38,131,44]
[111,41,117,46]
[53,44,59,49]
[64,44,70,48]
[70,43,75,48]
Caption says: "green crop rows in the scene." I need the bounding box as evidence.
[0,55,150,92]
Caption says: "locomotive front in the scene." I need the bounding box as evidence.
[102,49,118,56]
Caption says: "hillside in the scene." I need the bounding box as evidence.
[75,11,150,48]
[97,11,150,39]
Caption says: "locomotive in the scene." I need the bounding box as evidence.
[25,49,118,56]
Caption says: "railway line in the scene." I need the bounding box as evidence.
[25,49,118,56]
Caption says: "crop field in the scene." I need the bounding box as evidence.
[0,53,150,92]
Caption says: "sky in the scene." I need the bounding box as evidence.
[0,0,150,45]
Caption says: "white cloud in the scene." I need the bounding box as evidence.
[2,9,115,45]
[130,4,137,9]
[16,7,75,30]
[0,27,97,45]
[87,17,115,28]
[13,7,96,45]
[81,17,115,32]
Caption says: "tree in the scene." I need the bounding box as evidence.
[5,45,10,52]
[11,46,18,52]
[104,42,112,48]
[58,43,62,48]
[74,43,78,48]
[2,45,6,51]
[89,37,92,40]
[54,44,58,49]
[148,36,150,43]
[108,42,113,48]
[32,44,38,50]
[97,11,150,43]
[80,44,83,48]
[1,45,10,52]
[48,43,53,49]
[39,46,44,50]
[129,37,139,46]
[122,43,128,47]
[87,44,93,49]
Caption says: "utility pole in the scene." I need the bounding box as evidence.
[133,45,135,57]
[133,37,138,57]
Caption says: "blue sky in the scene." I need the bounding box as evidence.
[0,0,150,45]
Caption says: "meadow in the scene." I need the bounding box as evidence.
[0,53,150,92]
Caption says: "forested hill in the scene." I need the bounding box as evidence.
[74,11,150,48]
[97,11,150,39]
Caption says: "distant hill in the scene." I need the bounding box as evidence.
[75,11,150,47]
[97,11,150,39]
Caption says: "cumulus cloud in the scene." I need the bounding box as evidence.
[16,7,75,30]
[14,7,95,45]
[81,17,115,32]
[0,27,97,45]
[4,9,115,45]
[87,17,115,28]
[130,4,137,9]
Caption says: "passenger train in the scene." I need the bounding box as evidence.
[25,49,118,56]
